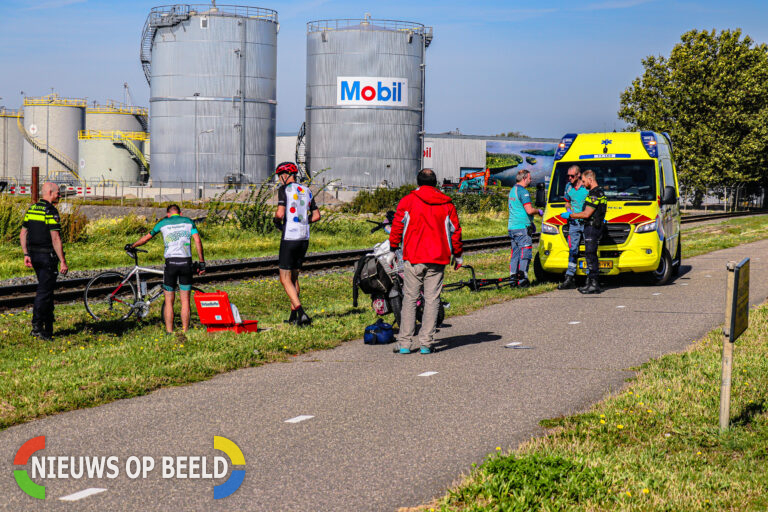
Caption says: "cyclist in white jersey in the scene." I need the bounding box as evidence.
[128,204,205,334]
[273,162,320,326]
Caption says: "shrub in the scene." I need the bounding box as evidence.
[59,205,89,243]
[86,214,152,239]
[0,196,25,242]
[448,191,507,213]
[341,185,415,213]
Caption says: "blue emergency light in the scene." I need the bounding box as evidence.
[554,133,578,161]
[640,131,658,158]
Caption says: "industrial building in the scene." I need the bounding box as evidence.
[304,15,432,188]
[278,132,559,187]
[0,108,24,183]
[141,3,279,187]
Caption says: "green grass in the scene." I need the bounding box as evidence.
[0,249,556,430]
[0,212,510,280]
[682,214,768,257]
[420,307,768,511]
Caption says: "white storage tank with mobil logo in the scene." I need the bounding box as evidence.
[306,16,433,187]
[78,130,148,185]
[141,4,278,186]
[0,108,24,183]
[21,94,86,184]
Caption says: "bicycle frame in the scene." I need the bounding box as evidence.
[442,265,516,292]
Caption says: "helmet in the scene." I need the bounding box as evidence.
[275,162,299,175]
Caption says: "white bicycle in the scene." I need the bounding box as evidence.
[84,247,203,321]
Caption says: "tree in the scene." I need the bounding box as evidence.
[618,29,768,197]
[495,131,529,139]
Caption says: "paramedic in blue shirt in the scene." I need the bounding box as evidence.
[127,205,205,334]
[508,169,543,287]
[558,165,590,290]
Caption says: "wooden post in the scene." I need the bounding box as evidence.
[31,167,39,203]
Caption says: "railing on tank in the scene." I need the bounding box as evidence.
[0,108,23,118]
[78,130,149,141]
[86,101,148,117]
[23,94,87,108]
[308,17,426,33]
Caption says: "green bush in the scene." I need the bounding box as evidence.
[341,185,415,213]
[59,205,89,243]
[448,191,507,213]
[0,196,25,242]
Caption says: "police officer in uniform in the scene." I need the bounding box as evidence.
[559,169,607,294]
[20,182,69,340]
[273,162,320,326]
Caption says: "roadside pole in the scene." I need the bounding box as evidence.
[719,258,750,431]
[31,167,39,203]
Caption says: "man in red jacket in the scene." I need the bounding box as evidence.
[389,168,463,354]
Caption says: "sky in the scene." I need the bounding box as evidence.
[2,0,768,139]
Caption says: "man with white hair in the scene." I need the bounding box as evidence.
[20,182,69,340]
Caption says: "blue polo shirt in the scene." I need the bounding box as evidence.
[564,182,589,213]
[508,185,533,230]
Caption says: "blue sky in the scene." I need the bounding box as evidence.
[2,0,767,138]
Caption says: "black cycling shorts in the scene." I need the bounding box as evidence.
[164,258,193,291]
[279,240,309,270]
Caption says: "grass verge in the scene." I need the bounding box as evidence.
[0,249,555,430]
[417,302,768,512]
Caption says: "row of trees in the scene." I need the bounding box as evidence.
[619,29,768,205]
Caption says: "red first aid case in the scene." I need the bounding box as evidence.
[194,290,258,333]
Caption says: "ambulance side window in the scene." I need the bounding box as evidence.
[662,158,675,193]
[658,161,665,194]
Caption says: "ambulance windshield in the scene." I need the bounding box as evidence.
[549,160,656,202]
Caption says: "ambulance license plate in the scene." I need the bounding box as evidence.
[579,260,613,269]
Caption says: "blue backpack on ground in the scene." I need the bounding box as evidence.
[364,319,394,344]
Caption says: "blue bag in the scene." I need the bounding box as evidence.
[364,319,394,344]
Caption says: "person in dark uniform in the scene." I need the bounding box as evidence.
[273,162,320,326]
[19,182,69,340]
[559,169,607,294]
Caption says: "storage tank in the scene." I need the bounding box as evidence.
[86,101,147,133]
[78,130,148,185]
[141,4,278,186]
[21,94,86,183]
[0,108,24,183]
[305,16,432,188]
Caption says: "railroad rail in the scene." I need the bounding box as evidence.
[0,210,764,310]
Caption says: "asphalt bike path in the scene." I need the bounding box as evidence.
[2,240,767,510]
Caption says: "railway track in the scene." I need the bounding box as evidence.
[0,210,764,310]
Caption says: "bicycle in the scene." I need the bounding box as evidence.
[84,247,203,321]
[442,265,516,293]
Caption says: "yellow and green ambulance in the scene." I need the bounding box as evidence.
[534,131,681,285]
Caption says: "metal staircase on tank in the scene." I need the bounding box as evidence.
[17,116,83,184]
[295,122,310,181]
[111,131,150,179]
[140,5,191,84]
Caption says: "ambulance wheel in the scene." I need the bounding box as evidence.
[672,238,681,276]
[533,253,558,283]
[650,249,673,285]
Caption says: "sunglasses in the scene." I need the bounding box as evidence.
[567,174,579,179]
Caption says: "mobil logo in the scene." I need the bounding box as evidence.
[337,77,408,106]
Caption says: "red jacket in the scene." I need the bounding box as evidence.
[389,186,463,265]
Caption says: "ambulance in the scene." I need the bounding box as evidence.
[534,132,681,285]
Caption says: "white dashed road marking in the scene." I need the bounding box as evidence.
[59,488,107,501]
[616,305,626,309]
[505,342,522,347]
[418,371,438,377]
[652,293,661,296]
[568,321,581,325]
[285,415,314,424]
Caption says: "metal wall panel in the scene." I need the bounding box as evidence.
[86,111,144,133]
[423,137,486,182]
[306,19,429,188]
[21,103,84,181]
[79,139,143,184]
[147,6,277,185]
[0,113,24,182]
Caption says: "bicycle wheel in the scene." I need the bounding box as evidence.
[84,272,137,321]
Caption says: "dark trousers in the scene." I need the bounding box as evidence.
[30,252,58,333]
[583,225,603,279]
